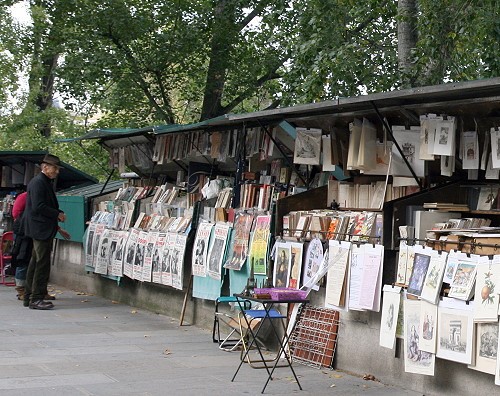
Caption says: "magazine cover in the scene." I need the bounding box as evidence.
[224,213,254,270]
[110,230,128,277]
[84,223,97,267]
[123,228,140,279]
[133,231,149,280]
[152,232,167,284]
[192,222,214,277]
[301,238,324,291]
[248,215,271,275]
[207,223,232,280]
[94,228,111,275]
[161,232,177,286]
[172,234,188,290]
[92,223,106,268]
[142,231,159,282]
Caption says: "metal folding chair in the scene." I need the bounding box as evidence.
[212,296,251,351]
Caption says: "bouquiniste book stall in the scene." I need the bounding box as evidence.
[72,79,500,392]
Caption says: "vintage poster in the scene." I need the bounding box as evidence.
[288,242,304,289]
[301,238,324,292]
[293,127,322,165]
[325,240,351,309]
[106,230,119,275]
[248,215,271,275]
[418,300,438,354]
[395,241,408,285]
[224,213,254,270]
[161,232,177,287]
[142,231,158,282]
[273,242,292,288]
[379,285,401,349]
[436,300,474,364]
[470,321,498,375]
[207,223,231,280]
[192,222,213,277]
[133,231,149,280]
[432,117,456,157]
[123,228,140,279]
[94,228,111,275]
[152,232,166,284]
[84,222,97,267]
[461,131,479,169]
[404,299,435,376]
[171,234,187,290]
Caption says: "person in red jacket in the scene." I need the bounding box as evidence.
[12,191,30,300]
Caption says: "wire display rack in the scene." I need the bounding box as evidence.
[289,305,340,369]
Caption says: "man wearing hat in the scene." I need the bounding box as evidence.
[23,154,70,310]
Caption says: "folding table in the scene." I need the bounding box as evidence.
[231,293,310,394]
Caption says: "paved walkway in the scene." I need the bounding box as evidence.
[0,284,421,395]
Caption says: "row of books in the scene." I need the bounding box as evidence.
[283,209,382,242]
[133,212,192,234]
[239,183,286,211]
[114,185,154,202]
[329,180,420,209]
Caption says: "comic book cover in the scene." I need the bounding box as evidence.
[224,213,254,270]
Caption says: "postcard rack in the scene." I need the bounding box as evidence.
[289,305,340,369]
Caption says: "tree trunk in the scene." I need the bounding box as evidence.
[397,0,418,88]
[200,0,238,121]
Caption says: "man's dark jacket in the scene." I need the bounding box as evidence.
[24,172,61,241]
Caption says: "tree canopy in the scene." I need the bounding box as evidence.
[1,0,500,180]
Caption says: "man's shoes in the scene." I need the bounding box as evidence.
[29,300,54,310]
[23,299,30,307]
[44,294,56,300]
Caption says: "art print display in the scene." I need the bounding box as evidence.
[404,299,435,376]
[473,255,500,323]
[391,126,425,177]
[347,243,364,311]
[207,223,231,280]
[152,233,166,284]
[395,241,408,285]
[248,215,271,275]
[192,222,213,276]
[94,228,111,275]
[461,131,479,169]
[123,228,140,279]
[171,234,187,290]
[418,300,438,354]
[133,231,148,280]
[470,322,498,375]
[141,231,158,282]
[358,243,383,311]
[433,117,456,157]
[448,255,478,301]
[293,127,322,165]
[111,230,128,277]
[407,245,432,297]
[420,250,447,305]
[419,116,435,161]
[436,299,474,364]
[288,242,304,289]
[379,285,401,349]
[491,127,500,169]
[224,213,254,270]
[273,242,291,288]
[443,250,461,284]
[325,240,351,308]
[106,230,119,276]
[301,238,324,291]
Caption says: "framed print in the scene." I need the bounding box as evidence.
[470,322,498,375]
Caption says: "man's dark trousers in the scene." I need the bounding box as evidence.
[24,238,53,302]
